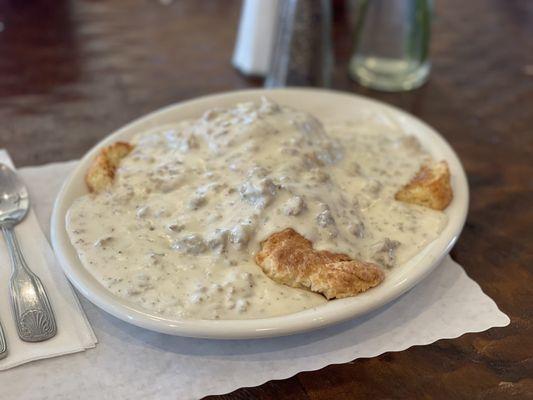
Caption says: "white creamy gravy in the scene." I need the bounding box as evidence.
[66,98,447,320]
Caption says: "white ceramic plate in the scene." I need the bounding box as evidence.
[51,88,468,339]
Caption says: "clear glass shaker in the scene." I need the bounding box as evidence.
[349,0,433,92]
[265,0,333,88]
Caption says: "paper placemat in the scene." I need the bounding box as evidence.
[0,158,509,399]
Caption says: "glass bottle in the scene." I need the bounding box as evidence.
[349,0,432,92]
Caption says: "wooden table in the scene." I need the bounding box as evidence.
[1,0,532,398]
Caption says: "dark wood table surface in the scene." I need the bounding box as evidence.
[1,0,532,398]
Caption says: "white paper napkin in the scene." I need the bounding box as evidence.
[0,156,509,400]
[0,150,96,371]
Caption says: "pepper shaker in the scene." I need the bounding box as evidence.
[265,0,333,88]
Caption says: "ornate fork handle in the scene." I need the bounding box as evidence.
[0,320,6,359]
[1,225,57,342]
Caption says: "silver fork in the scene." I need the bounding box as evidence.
[0,163,57,342]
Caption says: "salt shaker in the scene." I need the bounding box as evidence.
[232,0,281,76]
[265,0,333,88]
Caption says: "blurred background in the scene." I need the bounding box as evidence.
[0,0,531,169]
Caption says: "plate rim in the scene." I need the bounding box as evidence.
[50,87,469,339]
